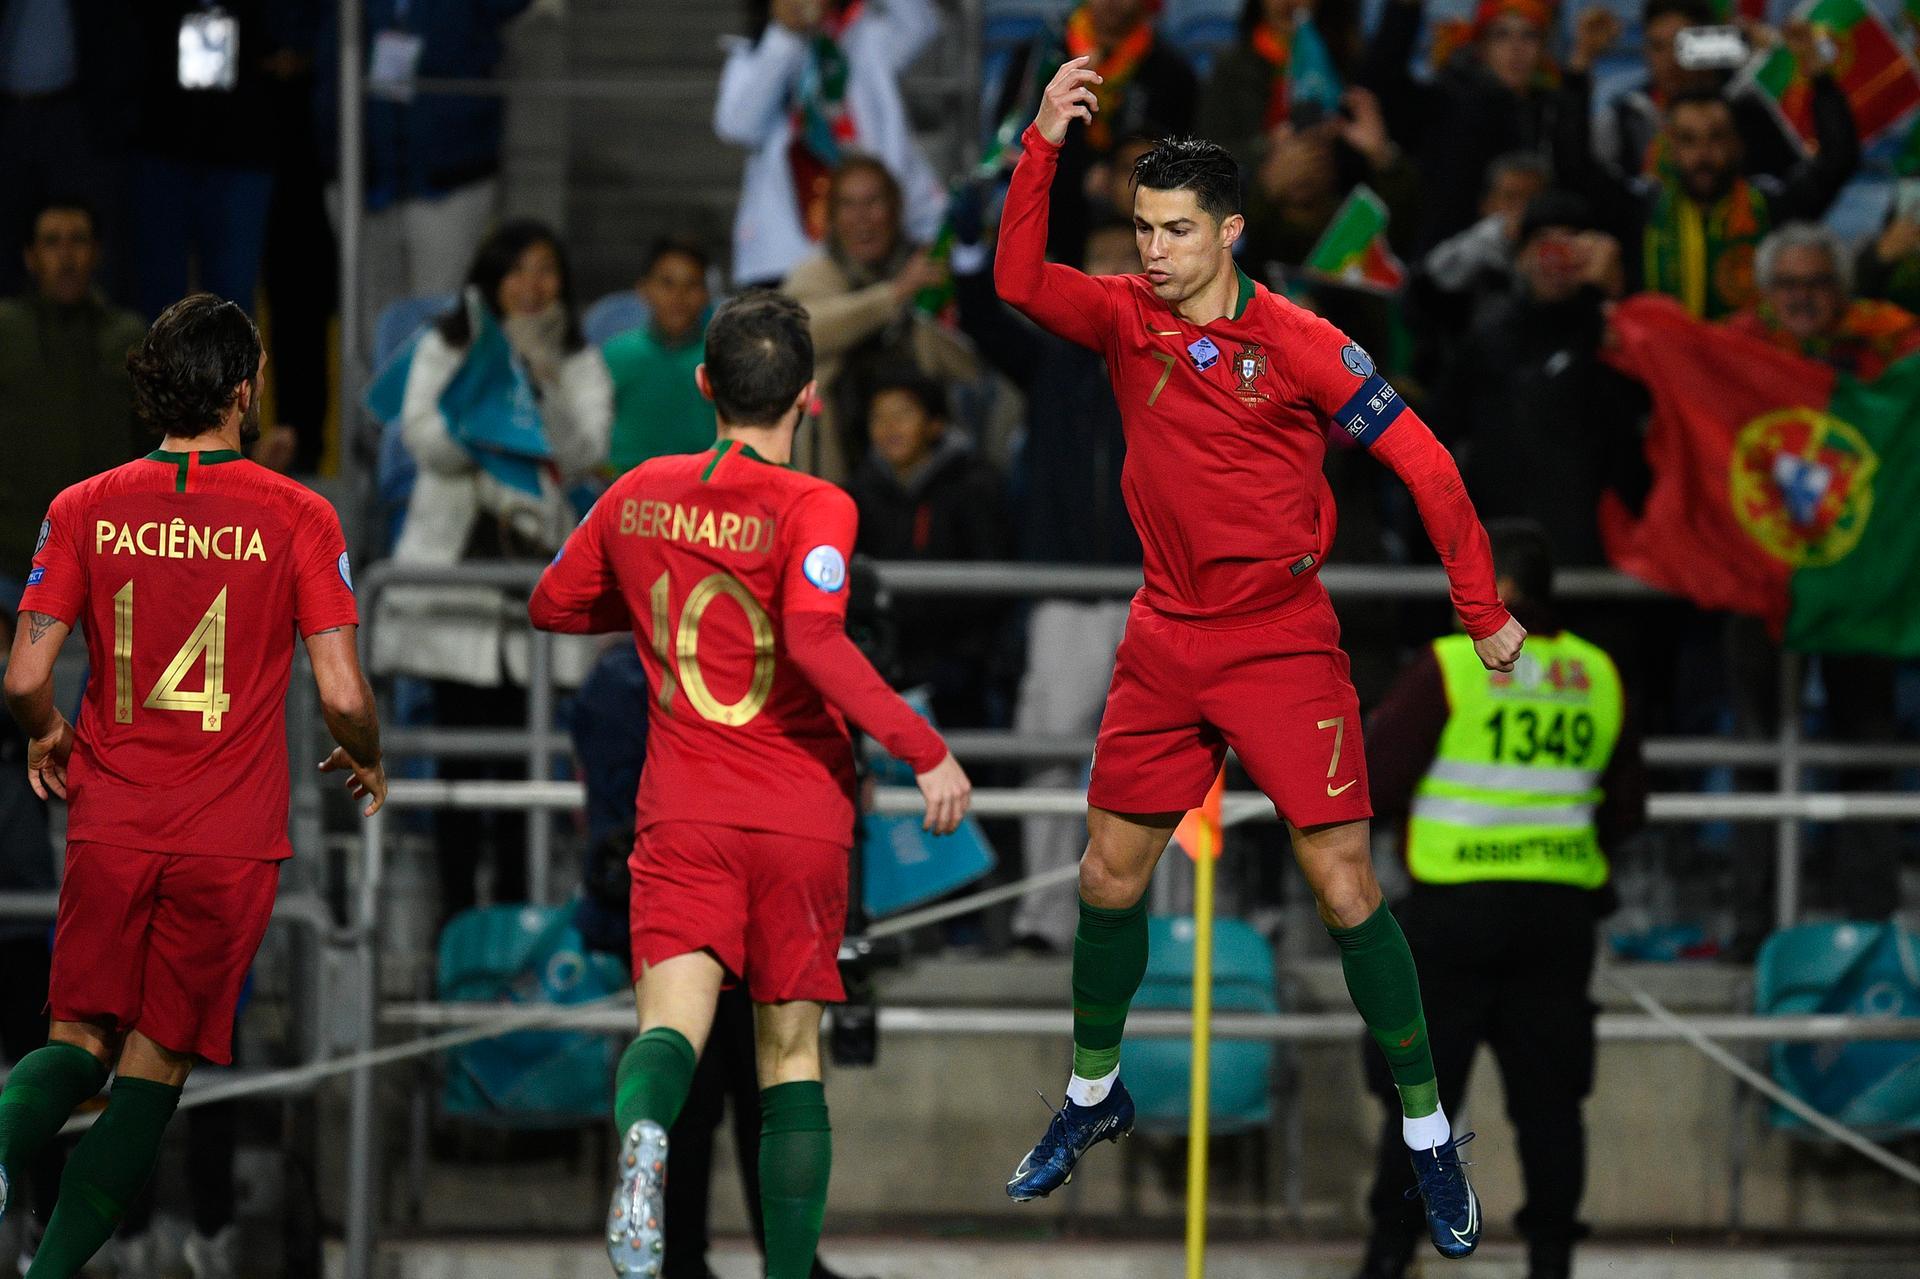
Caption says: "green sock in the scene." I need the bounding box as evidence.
[0,1044,108,1176]
[758,1081,831,1279]
[26,1076,181,1279]
[1328,903,1439,1119]
[1071,896,1149,1081]
[613,1028,697,1138]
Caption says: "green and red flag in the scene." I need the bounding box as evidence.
[1601,295,1920,657]
[1743,0,1920,151]
[1304,184,1406,293]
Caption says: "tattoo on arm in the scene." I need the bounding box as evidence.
[24,612,56,644]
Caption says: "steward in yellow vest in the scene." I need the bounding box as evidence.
[1353,520,1646,1279]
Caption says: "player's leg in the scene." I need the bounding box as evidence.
[0,1023,113,1227]
[751,1000,830,1279]
[1004,806,1182,1202]
[23,1031,191,1279]
[610,953,725,1278]
[29,851,274,1279]
[4,840,161,1229]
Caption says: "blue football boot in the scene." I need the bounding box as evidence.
[1005,1081,1135,1201]
[1407,1132,1480,1259]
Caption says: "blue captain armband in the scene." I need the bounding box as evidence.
[1335,373,1406,446]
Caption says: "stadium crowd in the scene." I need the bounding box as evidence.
[8,0,1914,943]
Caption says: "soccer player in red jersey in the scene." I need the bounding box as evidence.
[994,59,1528,1258]
[0,295,386,1279]
[528,291,971,1279]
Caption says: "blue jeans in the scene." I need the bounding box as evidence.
[133,156,274,319]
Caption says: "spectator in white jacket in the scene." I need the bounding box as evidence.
[714,0,948,286]
[384,219,612,920]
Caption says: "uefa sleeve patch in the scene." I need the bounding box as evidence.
[26,567,44,587]
[1340,343,1374,378]
[338,551,354,592]
[1335,373,1406,446]
[35,518,50,555]
[802,545,848,593]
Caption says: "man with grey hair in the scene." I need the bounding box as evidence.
[1726,221,1920,379]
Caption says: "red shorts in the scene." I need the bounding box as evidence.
[49,842,280,1065]
[629,822,848,1005]
[1088,585,1373,828]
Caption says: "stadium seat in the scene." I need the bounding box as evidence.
[1120,915,1279,1135]
[583,290,651,347]
[1754,921,1920,1139]
[435,904,629,1128]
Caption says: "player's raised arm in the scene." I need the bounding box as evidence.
[529,500,635,635]
[994,56,1122,351]
[1298,324,1524,671]
[779,489,972,834]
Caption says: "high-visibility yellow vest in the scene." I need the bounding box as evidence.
[1405,630,1624,889]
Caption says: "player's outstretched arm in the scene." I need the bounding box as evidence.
[784,610,973,834]
[1369,417,1525,672]
[4,610,75,801]
[994,55,1120,351]
[305,626,388,817]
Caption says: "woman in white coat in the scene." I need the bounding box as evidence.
[386,220,612,918]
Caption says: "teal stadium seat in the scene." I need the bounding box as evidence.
[1120,915,1278,1135]
[1754,921,1920,1139]
[436,905,630,1128]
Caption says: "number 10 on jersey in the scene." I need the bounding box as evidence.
[112,581,232,731]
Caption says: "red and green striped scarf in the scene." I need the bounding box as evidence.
[1643,176,1769,319]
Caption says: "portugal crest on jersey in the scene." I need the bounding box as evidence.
[1232,344,1269,402]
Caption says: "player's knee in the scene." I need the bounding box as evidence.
[1315,870,1382,929]
[1078,848,1148,910]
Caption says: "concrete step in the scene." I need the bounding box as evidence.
[335,1237,1920,1279]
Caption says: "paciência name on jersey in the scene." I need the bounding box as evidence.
[617,499,775,554]
[95,518,268,561]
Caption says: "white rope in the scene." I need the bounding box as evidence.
[1604,969,1920,1188]
[55,993,636,1135]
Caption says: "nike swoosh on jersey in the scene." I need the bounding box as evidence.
[1327,779,1358,797]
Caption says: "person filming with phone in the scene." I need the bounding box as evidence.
[1556,10,1860,319]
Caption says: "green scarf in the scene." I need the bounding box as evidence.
[1643,176,1770,320]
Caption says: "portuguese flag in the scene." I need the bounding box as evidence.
[1743,0,1920,151]
[1304,185,1405,293]
[1600,295,1920,657]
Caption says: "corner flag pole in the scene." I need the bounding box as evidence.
[1180,770,1226,1279]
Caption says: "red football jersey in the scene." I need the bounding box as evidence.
[20,449,359,860]
[532,441,941,847]
[997,126,1510,639]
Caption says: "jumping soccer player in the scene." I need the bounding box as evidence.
[0,294,385,1277]
[995,58,1527,1260]
[528,291,972,1279]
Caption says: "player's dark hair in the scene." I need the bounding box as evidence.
[1666,85,1735,120]
[867,369,948,426]
[1131,138,1242,222]
[20,195,97,249]
[704,290,814,427]
[1643,0,1716,27]
[1487,518,1555,606]
[126,293,262,439]
[436,219,585,353]
[641,234,710,280]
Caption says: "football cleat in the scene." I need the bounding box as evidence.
[1005,1080,1135,1201]
[1406,1132,1480,1259]
[607,1120,669,1277]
